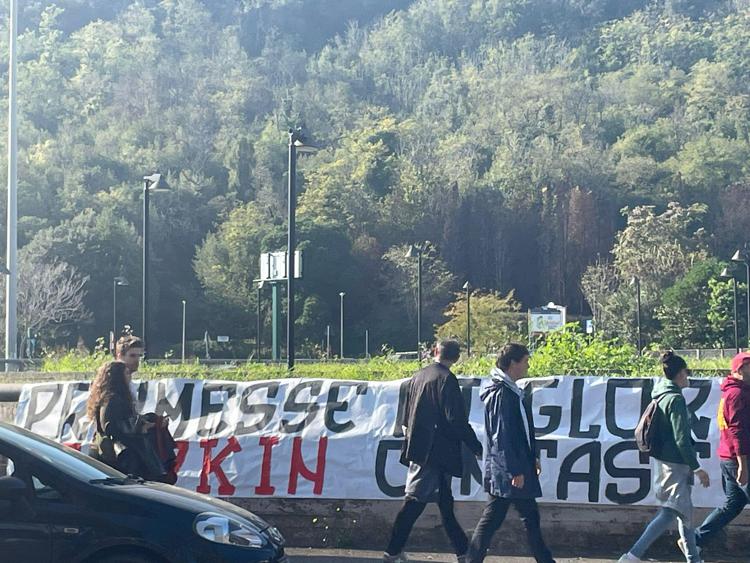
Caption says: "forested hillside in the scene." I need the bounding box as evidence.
[1,0,749,356]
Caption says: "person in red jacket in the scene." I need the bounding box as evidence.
[693,352,750,551]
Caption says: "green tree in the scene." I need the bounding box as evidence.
[436,290,523,354]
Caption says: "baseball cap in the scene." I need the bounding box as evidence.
[731,352,750,373]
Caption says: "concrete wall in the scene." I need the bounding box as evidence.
[233,498,749,558]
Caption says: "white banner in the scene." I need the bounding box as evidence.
[14,376,726,506]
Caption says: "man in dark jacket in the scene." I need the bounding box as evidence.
[694,352,750,550]
[384,339,482,563]
[467,343,555,563]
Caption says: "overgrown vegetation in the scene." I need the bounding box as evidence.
[2,1,749,357]
[40,329,733,379]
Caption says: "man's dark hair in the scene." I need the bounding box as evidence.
[661,350,687,380]
[437,339,461,363]
[496,343,530,370]
[116,335,144,357]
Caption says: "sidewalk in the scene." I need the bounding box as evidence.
[286,548,743,562]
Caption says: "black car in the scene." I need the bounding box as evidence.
[0,421,288,563]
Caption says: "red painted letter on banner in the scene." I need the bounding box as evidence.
[288,437,328,495]
[197,436,241,496]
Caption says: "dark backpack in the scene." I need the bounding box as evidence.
[634,397,664,454]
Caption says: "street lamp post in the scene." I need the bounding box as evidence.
[463,281,472,356]
[5,0,18,372]
[286,128,317,371]
[732,250,750,349]
[256,283,263,360]
[142,173,168,361]
[326,325,331,359]
[339,292,346,359]
[181,299,187,363]
[406,245,423,354]
[720,268,740,353]
[630,276,642,355]
[113,276,129,349]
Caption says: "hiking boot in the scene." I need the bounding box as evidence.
[383,553,411,562]
[617,554,643,563]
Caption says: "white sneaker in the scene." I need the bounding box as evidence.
[617,554,644,563]
[677,537,703,560]
[383,553,411,562]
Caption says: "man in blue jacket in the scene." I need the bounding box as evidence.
[467,343,555,563]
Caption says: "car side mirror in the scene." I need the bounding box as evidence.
[0,476,27,500]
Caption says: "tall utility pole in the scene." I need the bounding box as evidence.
[5,0,18,371]
[463,282,472,356]
[181,300,187,363]
[256,283,263,360]
[631,276,642,355]
[732,250,750,349]
[720,268,740,353]
[142,173,165,361]
[406,245,423,355]
[286,128,317,371]
[142,177,151,359]
[287,130,297,371]
[339,292,346,359]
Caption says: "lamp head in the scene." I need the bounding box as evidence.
[114,276,129,286]
[732,250,747,263]
[719,267,733,280]
[462,281,471,291]
[339,292,346,297]
[144,173,170,192]
[289,127,319,154]
[405,245,420,259]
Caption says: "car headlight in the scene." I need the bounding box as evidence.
[266,525,285,546]
[194,512,266,548]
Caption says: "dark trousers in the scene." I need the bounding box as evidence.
[696,459,750,547]
[385,477,468,556]
[468,495,555,563]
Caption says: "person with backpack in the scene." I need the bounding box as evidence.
[87,360,177,482]
[619,352,710,563]
[693,351,750,552]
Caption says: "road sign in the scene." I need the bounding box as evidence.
[528,303,567,333]
[259,251,302,282]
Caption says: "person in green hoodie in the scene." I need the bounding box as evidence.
[618,351,710,563]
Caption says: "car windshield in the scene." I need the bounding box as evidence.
[0,422,125,482]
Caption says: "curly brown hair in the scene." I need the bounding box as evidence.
[87,361,134,420]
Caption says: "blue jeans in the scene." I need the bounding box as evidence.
[629,507,700,563]
[696,459,750,546]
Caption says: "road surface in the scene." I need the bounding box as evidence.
[285,548,743,562]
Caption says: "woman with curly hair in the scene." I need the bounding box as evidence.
[87,360,161,478]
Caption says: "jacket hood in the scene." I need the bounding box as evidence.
[721,375,750,393]
[652,377,682,399]
[481,367,521,401]
[480,378,501,401]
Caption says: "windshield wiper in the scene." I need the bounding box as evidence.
[89,477,129,485]
[89,475,145,485]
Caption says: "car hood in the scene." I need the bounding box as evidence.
[104,481,271,530]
